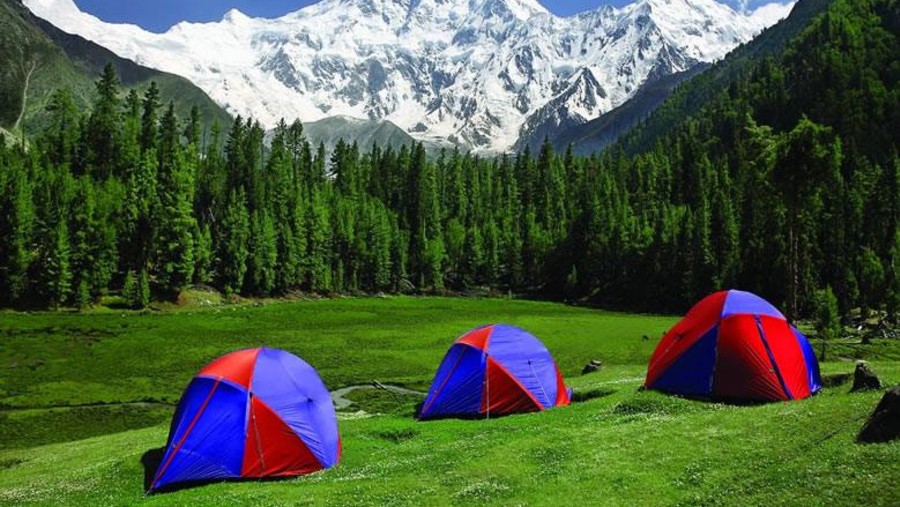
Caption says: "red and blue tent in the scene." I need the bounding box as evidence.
[150,348,340,491]
[419,324,571,420]
[645,290,821,401]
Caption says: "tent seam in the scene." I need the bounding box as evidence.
[754,315,793,400]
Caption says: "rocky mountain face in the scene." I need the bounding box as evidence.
[24,0,794,152]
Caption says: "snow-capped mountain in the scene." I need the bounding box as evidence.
[23,0,794,152]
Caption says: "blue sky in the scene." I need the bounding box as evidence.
[74,0,773,33]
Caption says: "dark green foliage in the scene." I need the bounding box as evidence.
[0,149,34,304]
[246,210,277,295]
[219,189,250,296]
[122,269,149,309]
[858,247,886,318]
[813,287,842,340]
[888,230,900,319]
[121,269,136,308]
[152,104,196,297]
[43,219,72,309]
[0,0,896,315]
[192,223,213,285]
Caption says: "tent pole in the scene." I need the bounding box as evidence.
[486,356,490,421]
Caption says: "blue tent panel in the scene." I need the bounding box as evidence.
[154,377,248,489]
[721,290,785,319]
[420,344,486,418]
[485,324,559,408]
[250,348,338,468]
[792,327,822,394]
[651,325,719,396]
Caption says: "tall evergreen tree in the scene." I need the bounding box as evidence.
[86,63,121,179]
[153,105,196,297]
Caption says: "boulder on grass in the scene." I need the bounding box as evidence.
[858,385,900,443]
[582,359,603,375]
[852,361,882,392]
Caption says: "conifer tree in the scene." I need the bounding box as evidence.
[45,219,72,309]
[43,89,81,170]
[153,106,196,297]
[193,223,213,285]
[0,153,34,305]
[219,188,250,296]
[140,82,160,153]
[87,63,121,179]
[247,210,278,295]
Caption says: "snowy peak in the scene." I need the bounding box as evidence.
[23,0,795,152]
[471,0,550,19]
[620,0,765,61]
[221,8,253,24]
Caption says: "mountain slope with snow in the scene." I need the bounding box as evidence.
[24,0,794,152]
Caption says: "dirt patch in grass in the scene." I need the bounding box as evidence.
[613,394,717,419]
[0,458,24,470]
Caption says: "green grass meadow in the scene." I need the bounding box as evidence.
[0,297,898,505]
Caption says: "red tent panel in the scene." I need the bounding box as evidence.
[713,315,787,401]
[481,357,542,415]
[242,396,322,477]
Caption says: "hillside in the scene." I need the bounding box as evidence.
[0,0,230,136]
[549,0,832,154]
[0,298,897,505]
[615,0,834,153]
[532,64,708,155]
[542,0,899,316]
[299,116,421,154]
[1,0,896,319]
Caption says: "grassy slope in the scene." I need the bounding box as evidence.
[0,298,897,506]
[0,298,674,448]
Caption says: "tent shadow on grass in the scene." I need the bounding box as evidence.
[412,400,551,422]
[140,447,164,492]
[637,387,783,407]
[413,389,615,421]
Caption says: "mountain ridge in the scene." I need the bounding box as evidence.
[23,0,794,152]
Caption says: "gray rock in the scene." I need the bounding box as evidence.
[852,361,882,392]
[582,359,603,375]
[858,385,900,443]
